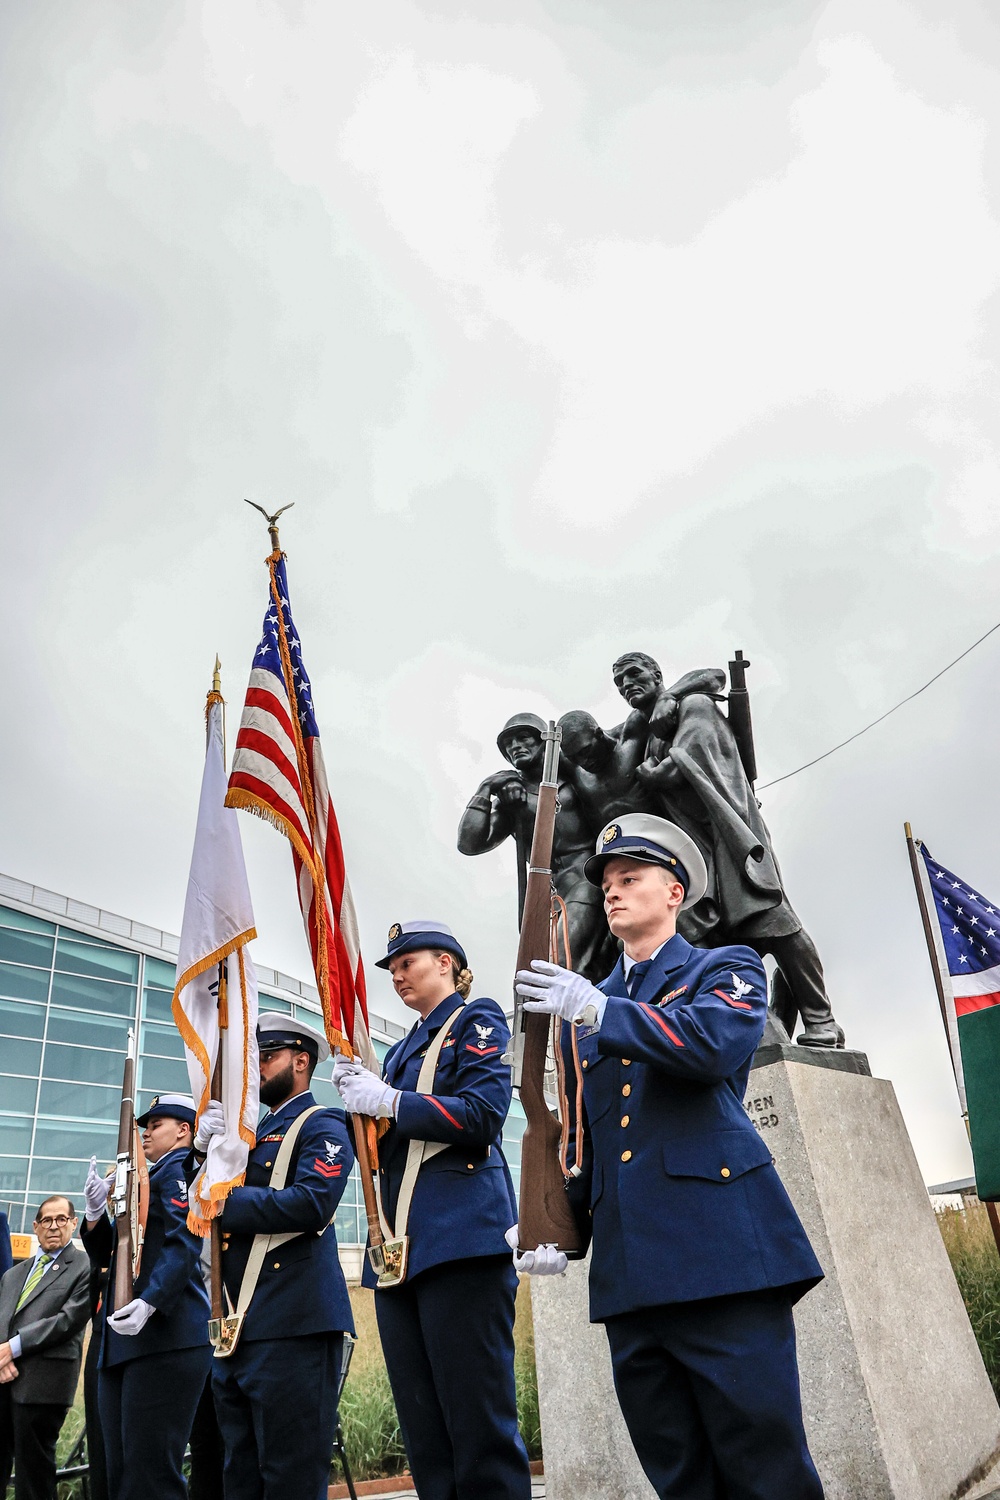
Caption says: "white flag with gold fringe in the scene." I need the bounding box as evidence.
[172,690,259,1234]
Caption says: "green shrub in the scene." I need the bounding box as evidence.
[938,1201,1000,1396]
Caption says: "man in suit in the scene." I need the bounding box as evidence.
[197,1013,355,1500]
[514,813,825,1500]
[0,1196,90,1500]
[82,1093,211,1500]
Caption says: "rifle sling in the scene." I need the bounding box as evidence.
[375,1005,466,1250]
[224,1104,325,1327]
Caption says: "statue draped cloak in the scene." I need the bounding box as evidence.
[661,692,802,944]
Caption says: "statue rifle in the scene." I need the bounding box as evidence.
[510,722,582,1256]
[727,649,757,787]
[111,1029,149,1311]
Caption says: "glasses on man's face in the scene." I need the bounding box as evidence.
[35,1215,73,1229]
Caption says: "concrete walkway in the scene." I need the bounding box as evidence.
[357,1483,545,1499]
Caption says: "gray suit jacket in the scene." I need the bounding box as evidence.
[0,1245,90,1405]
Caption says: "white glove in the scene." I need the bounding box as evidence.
[337,1067,399,1120]
[194,1100,226,1153]
[515,960,608,1026]
[84,1157,112,1219]
[332,1054,366,1093]
[505,1225,568,1276]
[108,1298,155,1336]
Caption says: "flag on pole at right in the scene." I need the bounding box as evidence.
[915,842,1000,1199]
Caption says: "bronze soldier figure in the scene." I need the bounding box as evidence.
[458,713,617,981]
[609,651,843,1047]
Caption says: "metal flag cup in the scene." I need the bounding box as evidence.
[367,1234,409,1288]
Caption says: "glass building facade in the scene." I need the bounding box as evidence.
[0,873,526,1264]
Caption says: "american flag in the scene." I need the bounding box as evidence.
[225,552,377,1071]
[919,846,1000,1018]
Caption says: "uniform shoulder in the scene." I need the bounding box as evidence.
[293,1102,350,1145]
[693,944,765,977]
[461,996,510,1029]
[303,1102,349,1128]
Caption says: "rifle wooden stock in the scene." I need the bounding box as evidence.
[515,732,582,1256]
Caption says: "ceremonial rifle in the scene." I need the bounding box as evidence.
[111,1028,149,1311]
[509,722,582,1255]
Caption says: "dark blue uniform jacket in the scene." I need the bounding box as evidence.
[361,996,518,1289]
[83,1145,210,1366]
[219,1091,355,1340]
[565,934,823,1322]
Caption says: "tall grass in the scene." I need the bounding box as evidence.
[336,1289,409,1481]
[938,1201,1000,1396]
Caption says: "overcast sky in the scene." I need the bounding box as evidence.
[3,0,1000,1184]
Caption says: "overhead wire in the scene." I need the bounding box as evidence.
[757,617,1000,791]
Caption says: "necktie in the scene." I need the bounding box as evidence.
[626,960,652,998]
[16,1254,52,1311]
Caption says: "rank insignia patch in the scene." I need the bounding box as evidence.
[474,1024,495,1049]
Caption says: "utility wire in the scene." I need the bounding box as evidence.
[757,617,1000,791]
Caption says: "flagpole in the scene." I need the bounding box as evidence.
[207,658,226,1327]
[904,823,956,1061]
[904,823,1000,1258]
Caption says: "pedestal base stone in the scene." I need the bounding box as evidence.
[531,1255,655,1500]
[753,1059,1000,1500]
[531,1057,1000,1500]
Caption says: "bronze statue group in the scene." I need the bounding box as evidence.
[1,649,832,1500]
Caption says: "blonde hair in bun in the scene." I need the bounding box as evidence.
[431,949,473,1000]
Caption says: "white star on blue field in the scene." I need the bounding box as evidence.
[923,850,1000,976]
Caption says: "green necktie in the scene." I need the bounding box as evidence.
[16,1254,52,1311]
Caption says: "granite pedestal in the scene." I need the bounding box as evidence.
[531,1048,1000,1500]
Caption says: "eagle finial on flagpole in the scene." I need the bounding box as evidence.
[244,499,294,554]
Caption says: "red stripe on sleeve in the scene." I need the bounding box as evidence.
[712,988,754,1012]
[639,1003,684,1047]
[427,1096,463,1129]
[465,1044,499,1056]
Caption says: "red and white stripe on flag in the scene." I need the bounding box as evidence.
[953,963,1000,1018]
[225,552,377,1071]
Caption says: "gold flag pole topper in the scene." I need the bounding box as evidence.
[244,500,294,555]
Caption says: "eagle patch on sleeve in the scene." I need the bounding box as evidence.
[712,974,756,1012]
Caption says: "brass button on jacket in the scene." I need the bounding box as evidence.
[621,1058,632,1066]
[622,1083,631,1097]
[720,1167,731,1179]
[620,1115,630,1128]
[621,1149,632,1162]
